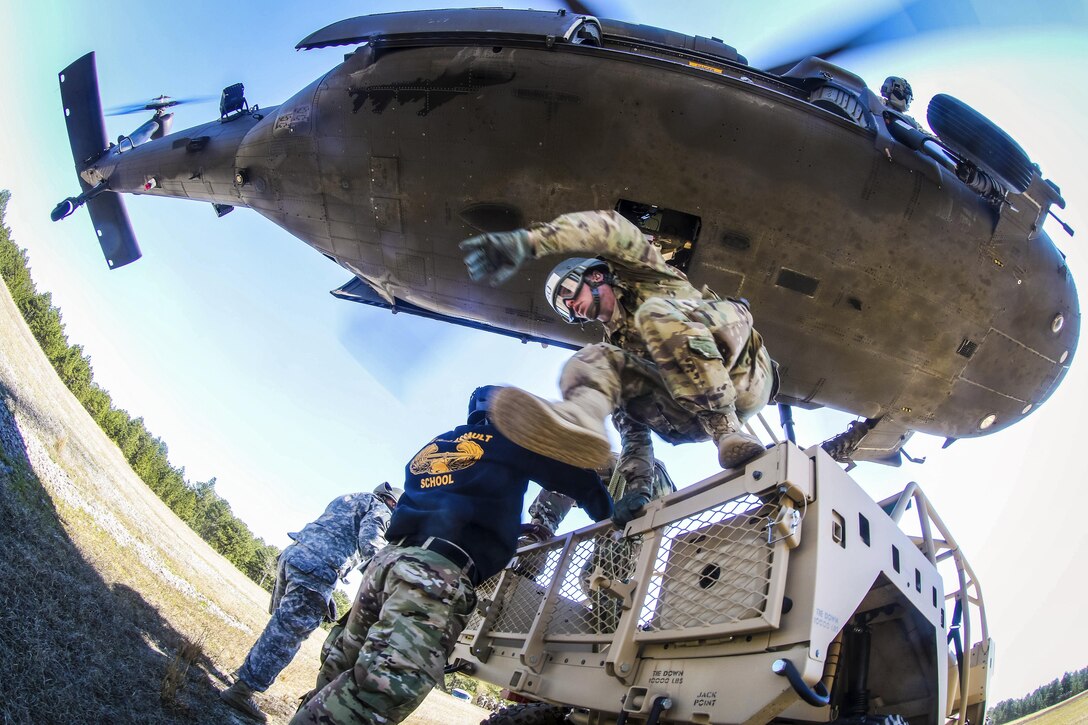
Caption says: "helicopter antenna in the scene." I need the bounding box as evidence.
[1048,208,1075,237]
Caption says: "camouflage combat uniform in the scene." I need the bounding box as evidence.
[529,210,776,491]
[236,493,391,692]
[292,413,612,725]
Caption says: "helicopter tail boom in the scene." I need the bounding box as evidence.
[57,52,141,269]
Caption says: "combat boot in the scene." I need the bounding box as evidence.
[220,680,268,723]
[700,410,767,469]
[491,386,613,468]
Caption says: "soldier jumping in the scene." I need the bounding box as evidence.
[461,210,778,526]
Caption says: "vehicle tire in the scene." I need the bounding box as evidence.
[481,701,572,725]
[927,93,1034,194]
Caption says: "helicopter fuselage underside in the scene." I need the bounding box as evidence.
[93,39,1079,442]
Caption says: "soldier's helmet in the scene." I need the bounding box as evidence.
[881,76,913,112]
[468,385,502,424]
[544,257,611,323]
[372,481,403,507]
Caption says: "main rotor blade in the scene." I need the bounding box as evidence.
[104,95,215,116]
[560,0,629,20]
[105,101,158,116]
[759,0,1087,74]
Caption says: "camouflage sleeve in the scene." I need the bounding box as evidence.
[339,552,362,581]
[529,210,680,279]
[612,410,655,498]
[356,502,391,562]
[528,490,575,531]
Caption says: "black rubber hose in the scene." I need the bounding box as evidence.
[772,658,831,707]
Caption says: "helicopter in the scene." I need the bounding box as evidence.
[51,6,1079,466]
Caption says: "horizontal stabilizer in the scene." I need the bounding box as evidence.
[298,8,595,50]
[332,277,577,350]
[58,52,141,269]
[59,52,108,183]
[87,193,141,269]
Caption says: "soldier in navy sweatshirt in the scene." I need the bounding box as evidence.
[293,385,613,725]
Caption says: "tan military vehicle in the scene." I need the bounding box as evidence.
[450,442,991,725]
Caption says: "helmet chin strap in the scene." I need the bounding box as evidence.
[583,284,602,321]
[580,269,614,321]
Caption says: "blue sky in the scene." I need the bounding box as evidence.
[2,0,1086,703]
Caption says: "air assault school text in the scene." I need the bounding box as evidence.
[415,431,494,488]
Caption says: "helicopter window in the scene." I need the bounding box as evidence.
[615,200,700,273]
[775,268,819,297]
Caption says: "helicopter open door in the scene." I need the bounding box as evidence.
[615,201,701,273]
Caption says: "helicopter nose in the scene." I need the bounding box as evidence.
[936,234,1079,437]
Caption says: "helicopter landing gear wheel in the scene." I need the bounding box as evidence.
[927,93,1034,194]
[481,701,572,725]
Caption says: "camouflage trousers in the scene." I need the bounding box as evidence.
[291,545,476,725]
[527,490,574,533]
[562,297,772,442]
[237,554,330,691]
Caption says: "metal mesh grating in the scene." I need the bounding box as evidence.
[639,493,779,632]
[489,543,565,634]
[464,574,501,635]
[545,531,643,636]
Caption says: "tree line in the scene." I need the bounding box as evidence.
[0,190,280,591]
[989,665,1088,723]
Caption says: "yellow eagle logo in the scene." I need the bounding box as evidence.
[409,439,484,475]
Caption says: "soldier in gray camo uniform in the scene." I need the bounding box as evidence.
[462,210,778,527]
[220,484,401,723]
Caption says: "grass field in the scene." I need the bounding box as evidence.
[1006,691,1088,725]
[0,277,488,723]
